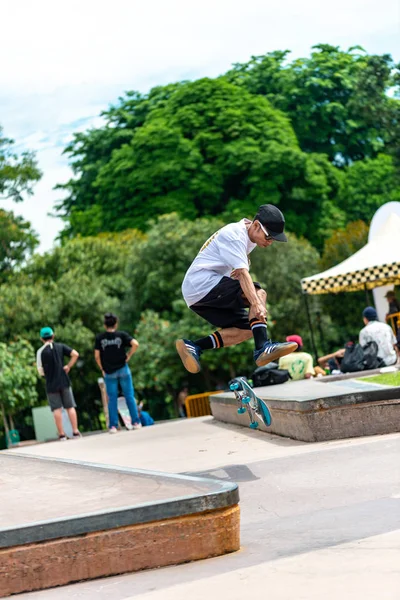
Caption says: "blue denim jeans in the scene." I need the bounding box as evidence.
[104,364,139,428]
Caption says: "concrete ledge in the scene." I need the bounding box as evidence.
[210,379,400,442]
[1,506,240,597]
[0,455,240,596]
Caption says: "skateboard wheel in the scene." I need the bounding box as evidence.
[242,395,251,404]
[230,383,240,391]
[249,422,259,429]
[237,407,246,414]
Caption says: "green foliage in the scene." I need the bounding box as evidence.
[57,77,340,245]
[250,233,320,343]
[123,213,224,321]
[0,209,39,281]
[227,45,399,164]
[319,220,369,270]
[0,232,144,431]
[0,126,41,202]
[0,339,38,419]
[337,155,400,223]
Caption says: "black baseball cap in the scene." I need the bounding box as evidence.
[255,204,287,242]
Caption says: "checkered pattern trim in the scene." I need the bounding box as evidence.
[301,262,400,295]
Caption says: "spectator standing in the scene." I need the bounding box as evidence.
[278,335,315,380]
[36,327,80,441]
[385,290,400,316]
[94,313,141,433]
[359,307,399,367]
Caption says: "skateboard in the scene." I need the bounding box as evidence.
[117,396,134,430]
[229,377,272,429]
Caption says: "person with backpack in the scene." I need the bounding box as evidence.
[359,306,399,367]
[36,327,81,441]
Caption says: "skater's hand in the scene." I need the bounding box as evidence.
[63,365,70,374]
[254,301,267,321]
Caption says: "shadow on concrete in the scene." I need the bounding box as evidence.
[203,416,306,446]
[183,463,260,483]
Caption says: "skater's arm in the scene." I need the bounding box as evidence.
[94,349,104,374]
[126,338,139,362]
[234,269,266,320]
[64,349,79,374]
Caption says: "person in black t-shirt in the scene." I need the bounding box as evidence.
[36,326,81,440]
[94,313,140,433]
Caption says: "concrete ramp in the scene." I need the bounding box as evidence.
[0,454,239,597]
[210,377,400,442]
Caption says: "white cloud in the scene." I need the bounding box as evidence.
[0,0,399,251]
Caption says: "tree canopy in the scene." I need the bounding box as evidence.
[55,45,399,247]
[0,127,41,202]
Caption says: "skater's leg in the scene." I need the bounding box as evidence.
[219,328,252,346]
[248,289,298,366]
[104,374,119,429]
[119,366,140,426]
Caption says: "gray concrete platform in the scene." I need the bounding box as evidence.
[0,452,240,596]
[0,454,238,549]
[210,378,400,441]
[6,419,400,600]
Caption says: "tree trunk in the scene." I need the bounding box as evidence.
[0,403,10,436]
[9,413,15,430]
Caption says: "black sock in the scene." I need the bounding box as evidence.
[250,318,268,350]
[194,331,224,351]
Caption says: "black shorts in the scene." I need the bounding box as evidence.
[190,276,262,330]
[47,387,76,412]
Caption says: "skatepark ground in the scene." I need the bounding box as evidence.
[7,417,400,600]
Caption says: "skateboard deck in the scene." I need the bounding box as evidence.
[229,377,272,429]
[117,396,134,430]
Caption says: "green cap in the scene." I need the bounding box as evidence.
[40,326,54,340]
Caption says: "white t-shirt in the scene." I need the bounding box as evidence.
[359,321,397,366]
[182,219,257,306]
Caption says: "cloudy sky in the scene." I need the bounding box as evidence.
[1,0,399,251]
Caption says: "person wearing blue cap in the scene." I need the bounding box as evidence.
[36,327,81,440]
[359,307,399,367]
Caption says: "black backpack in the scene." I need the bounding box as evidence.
[252,364,290,387]
[362,341,384,370]
[340,342,365,373]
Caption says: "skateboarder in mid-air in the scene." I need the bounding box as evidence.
[176,204,298,373]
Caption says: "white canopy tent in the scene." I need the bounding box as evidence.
[301,213,400,295]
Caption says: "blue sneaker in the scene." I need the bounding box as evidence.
[254,340,298,367]
[176,339,203,373]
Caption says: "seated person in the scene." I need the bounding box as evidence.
[359,306,399,367]
[278,335,315,380]
[318,348,345,374]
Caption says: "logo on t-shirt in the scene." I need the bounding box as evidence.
[101,337,122,350]
[199,230,221,253]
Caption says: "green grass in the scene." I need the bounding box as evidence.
[359,371,400,386]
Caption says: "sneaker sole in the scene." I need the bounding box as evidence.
[176,339,201,374]
[255,342,298,367]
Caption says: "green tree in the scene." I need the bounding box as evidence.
[337,155,400,223]
[0,339,38,437]
[0,232,143,431]
[57,78,339,244]
[0,126,41,202]
[250,233,320,343]
[0,209,39,281]
[227,45,400,164]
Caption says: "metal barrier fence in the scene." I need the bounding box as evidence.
[185,391,223,418]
